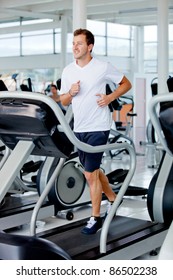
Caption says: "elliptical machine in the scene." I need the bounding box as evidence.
[147,91,173,259]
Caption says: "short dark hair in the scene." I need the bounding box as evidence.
[51,84,57,90]
[73,28,95,46]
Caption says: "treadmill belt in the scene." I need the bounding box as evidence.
[40,216,167,259]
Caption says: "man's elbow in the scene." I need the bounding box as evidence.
[128,81,132,91]
[124,77,132,91]
[60,99,66,106]
[121,76,132,91]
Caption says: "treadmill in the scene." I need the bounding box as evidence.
[0,91,169,259]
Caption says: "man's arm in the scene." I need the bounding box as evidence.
[109,76,132,102]
[60,92,73,106]
[96,76,132,108]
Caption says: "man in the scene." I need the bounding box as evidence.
[60,28,132,235]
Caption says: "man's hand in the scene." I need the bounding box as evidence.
[69,80,80,97]
[96,93,111,107]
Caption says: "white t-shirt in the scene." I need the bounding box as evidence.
[60,57,124,133]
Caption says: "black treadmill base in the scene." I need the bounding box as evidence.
[38,216,167,260]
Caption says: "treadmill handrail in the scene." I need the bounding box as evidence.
[0,91,133,155]
[148,92,173,156]
[0,91,136,255]
[100,141,136,253]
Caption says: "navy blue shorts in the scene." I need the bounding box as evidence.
[74,131,109,172]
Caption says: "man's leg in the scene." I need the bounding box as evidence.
[99,169,116,202]
[81,169,103,234]
[84,169,102,217]
[84,169,116,217]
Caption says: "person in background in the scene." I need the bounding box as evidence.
[60,28,132,235]
[50,84,65,112]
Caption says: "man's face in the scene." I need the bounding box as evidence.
[72,34,92,60]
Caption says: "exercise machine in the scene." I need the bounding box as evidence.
[140,76,173,168]
[106,83,136,158]
[0,229,71,260]
[0,91,135,259]
[0,91,133,217]
[147,92,173,259]
[0,101,106,227]
[0,91,170,260]
[139,77,158,147]
[106,84,147,197]
[0,142,55,230]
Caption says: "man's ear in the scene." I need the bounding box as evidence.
[88,44,94,53]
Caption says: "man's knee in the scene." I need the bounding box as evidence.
[84,169,99,185]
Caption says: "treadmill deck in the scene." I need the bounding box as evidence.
[37,215,168,259]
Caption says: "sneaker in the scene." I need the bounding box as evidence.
[81,216,102,235]
[104,199,123,218]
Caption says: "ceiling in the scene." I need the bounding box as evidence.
[0,0,173,27]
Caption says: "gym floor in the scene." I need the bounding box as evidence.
[7,134,161,260]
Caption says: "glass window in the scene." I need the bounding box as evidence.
[107,38,130,57]
[22,34,53,55]
[67,33,73,53]
[144,42,157,60]
[144,60,157,73]
[107,23,130,39]
[130,39,134,57]
[169,60,173,73]
[55,33,61,53]
[0,33,19,39]
[169,42,173,58]
[144,25,157,42]
[130,26,135,40]
[0,21,20,28]
[22,19,53,25]
[169,24,173,40]
[22,29,53,36]
[93,36,106,55]
[55,28,61,33]
[0,36,20,57]
[87,20,106,36]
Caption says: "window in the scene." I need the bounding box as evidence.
[144,25,157,42]
[107,23,130,38]
[144,25,158,73]
[54,28,61,53]
[144,43,157,60]
[22,30,53,55]
[107,37,130,57]
[67,33,73,53]
[0,33,20,57]
[87,20,106,36]
[87,20,106,55]
[94,36,106,55]
[144,24,173,73]
[22,19,53,25]
[107,23,133,57]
